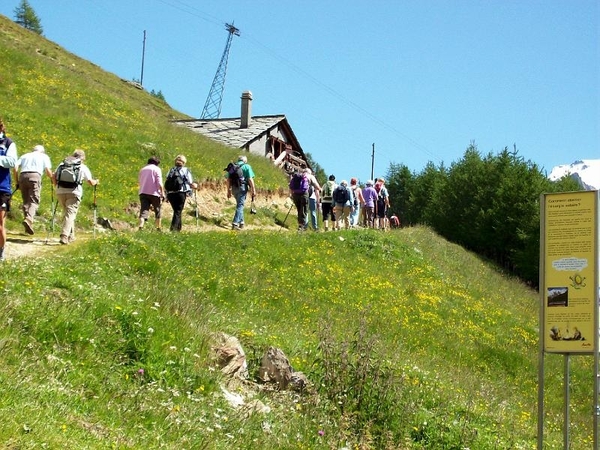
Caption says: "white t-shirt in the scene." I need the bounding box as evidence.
[17,151,52,175]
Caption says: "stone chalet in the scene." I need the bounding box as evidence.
[173,91,309,175]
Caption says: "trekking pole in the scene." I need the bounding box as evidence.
[317,199,321,230]
[194,189,199,228]
[45,185,57,244]
[279,203,294,232]
[93,184,97,239]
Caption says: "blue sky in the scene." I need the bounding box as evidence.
[2,0,598,183]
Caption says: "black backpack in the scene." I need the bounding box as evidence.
[55,156,83,188]
[225,162,246,188]
[165,167,186,192]
[333,185,349,204]
[0,136,13,155]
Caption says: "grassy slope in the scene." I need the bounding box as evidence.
[0,15,593,449]
[0,14,287,231]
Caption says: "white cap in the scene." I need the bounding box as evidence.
[33,144,45,153]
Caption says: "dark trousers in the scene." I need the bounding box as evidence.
[292,192,309,228]
[167,191,187,231]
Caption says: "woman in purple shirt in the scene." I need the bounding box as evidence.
[361,180,378,228]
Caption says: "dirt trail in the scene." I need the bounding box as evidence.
[5,233,63,261]
[3,187,292,261]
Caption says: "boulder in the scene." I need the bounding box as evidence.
[211,333,248,380]
[258,346,293,389]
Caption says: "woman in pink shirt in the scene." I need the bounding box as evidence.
[138,156,164,231]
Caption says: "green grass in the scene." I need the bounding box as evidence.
[0,227,593,448]
[0,14,595,449]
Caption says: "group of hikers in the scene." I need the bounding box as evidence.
[288,167,399,232]
[0,115,399,261]
[0,118,101,260]
[137,153,256,233]
[0,115,259,261]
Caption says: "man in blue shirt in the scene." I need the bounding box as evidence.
[332,180,354,230]
[0,118,18,261]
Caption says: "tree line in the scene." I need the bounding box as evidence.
[384,144,580,286]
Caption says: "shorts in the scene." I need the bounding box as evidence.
[139,193,162,219]
[321,202,335,221]
[0,192,12,212]
[375,201,387,218]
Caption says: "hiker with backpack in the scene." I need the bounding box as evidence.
[289,168,311,232]
[332,180,354,230]
[305,168,321,231]
[320,174,337,231]
[374,178,390,231]
[0,118,18,261]
[138,155,164,232]
[13,144,53,235]
[164,154,197,232]
[361,180,378,228]
[54,149,99,245]
[225,155,256,230]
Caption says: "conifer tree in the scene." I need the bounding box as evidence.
[14,0,43,35]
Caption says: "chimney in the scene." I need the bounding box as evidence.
[240,91,252,129]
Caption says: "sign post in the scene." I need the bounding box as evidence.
[538,190,599,449]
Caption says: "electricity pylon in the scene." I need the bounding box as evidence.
[200,23,240,119]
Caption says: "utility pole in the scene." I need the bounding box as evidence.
[140,30,147,86]
[370,143,375,180]
[201,23,240,119]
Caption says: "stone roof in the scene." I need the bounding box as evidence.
[173,115,287,149]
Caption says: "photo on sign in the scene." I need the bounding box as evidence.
[549,325,584,341]
[547,286,568,307]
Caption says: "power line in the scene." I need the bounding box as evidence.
[153,0,441,164]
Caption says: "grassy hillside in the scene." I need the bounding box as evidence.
[0,14,595,449]
[0,227,592,448]
[0,14,287,232]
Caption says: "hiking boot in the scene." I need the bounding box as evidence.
[59,236,69,245]
[23,220,34,235]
